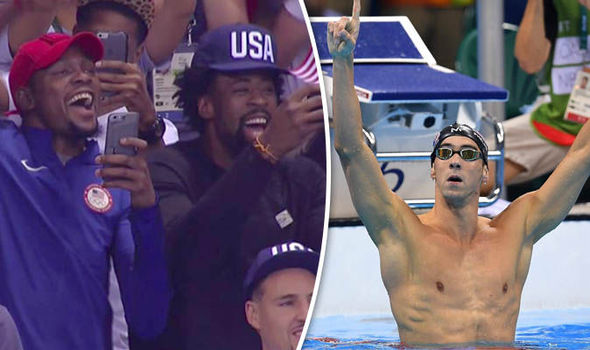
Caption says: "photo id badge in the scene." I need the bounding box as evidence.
[153,43,194,123]
[564,68,590,124]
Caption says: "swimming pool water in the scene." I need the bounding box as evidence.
[303,308,590,349]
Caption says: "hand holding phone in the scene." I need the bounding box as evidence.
[96,112,156,208]
[96,61,158,139]
[104,112,139,155]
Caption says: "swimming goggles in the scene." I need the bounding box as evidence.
[435,147,482,161]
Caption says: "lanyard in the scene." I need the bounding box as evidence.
[186,17,196,46]
[581,4,587,50]
[51,17,64,34]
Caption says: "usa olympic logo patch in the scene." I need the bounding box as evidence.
[84,184,113,213]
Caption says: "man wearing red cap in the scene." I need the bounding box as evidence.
[0,0,183,148]
[0,32,170,350]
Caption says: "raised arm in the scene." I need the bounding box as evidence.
[523,118,590,243]
[144,0,196,65]
[0,2,14,29]
[514,0,552,73]
[202,0,248,29]
[7,0,70,56]
[272,1,311,69]
[328,0,419,245]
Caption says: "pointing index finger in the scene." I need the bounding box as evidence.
[352,0,361,21]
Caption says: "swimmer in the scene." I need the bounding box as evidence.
[328,0,590,346]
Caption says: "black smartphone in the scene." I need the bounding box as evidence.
[104,112,139,156]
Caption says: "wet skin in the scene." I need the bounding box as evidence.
[377,137,532,345]
[380,212,532,344]
[329,0,590,345]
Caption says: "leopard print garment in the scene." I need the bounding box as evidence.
[78,0,155,28]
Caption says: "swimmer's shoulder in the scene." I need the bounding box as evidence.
[416,210,436,228]
[486,194,534,234]
[478,215,492,224]
[415,211,448,235]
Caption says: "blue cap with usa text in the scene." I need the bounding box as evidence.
[191,24,287,74]
[244,241,319,300]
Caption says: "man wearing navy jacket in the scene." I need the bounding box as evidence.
[0,32,170,350]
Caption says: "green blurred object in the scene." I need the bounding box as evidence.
[455,24,539,118]
[451,0,474,7]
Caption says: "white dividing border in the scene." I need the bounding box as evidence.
[311,16,436,65]
[297,2,333,350]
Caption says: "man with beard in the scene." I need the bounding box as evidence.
[328,0,590,346]
[0,0,179,149]
[145,24,325,349]
[0,32,170,349]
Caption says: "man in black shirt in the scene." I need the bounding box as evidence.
[145,23,325,349]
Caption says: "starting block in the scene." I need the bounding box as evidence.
[311,17,509,221]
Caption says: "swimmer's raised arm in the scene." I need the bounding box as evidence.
[328,0,420,245]
[519,117,590,243]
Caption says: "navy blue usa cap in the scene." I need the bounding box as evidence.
[192,23,288,74]
[244,241,319,300]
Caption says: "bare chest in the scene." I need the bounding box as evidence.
[381,231,531,307]
[377,223,532,343]
[417,241,518,300]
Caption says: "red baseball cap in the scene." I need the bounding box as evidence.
[9,32,104,106]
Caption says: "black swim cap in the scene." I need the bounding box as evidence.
[431,123,488,166]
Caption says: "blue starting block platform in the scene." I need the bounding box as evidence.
[321,64,508,102]
[312,17,507,103]
[313,18,434,64]
[310,17,509,220]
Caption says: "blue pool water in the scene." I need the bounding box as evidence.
[303,308,590,349]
